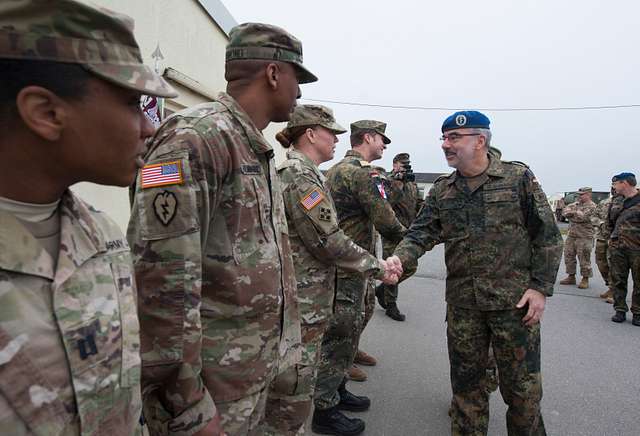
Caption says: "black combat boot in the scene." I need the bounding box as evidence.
[337,378,371,412]
[632,314,640,326]
[311,406,365,436]
[375,284,387,309]
[611,311,626,323]
[385,303,406,321]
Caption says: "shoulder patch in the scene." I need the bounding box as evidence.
[141,160,183,189]
[300,188,325,210]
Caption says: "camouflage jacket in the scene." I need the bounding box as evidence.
[326,150,406,276]
[394,156,563,310]
[610,191,640,250]
[127,93,301,434]
[0,190,142,435]
[387,175,420,228]
[563,199,597,239]
[595,197,612,241]
[278,150,382,325]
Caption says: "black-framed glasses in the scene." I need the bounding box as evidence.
[440,133,481,142]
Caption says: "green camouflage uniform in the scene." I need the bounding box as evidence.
[265,142,382,435]
[562,198,597,278]
[608,191,640,315]
[594,197,613,286]
[127,92,301,435]
[394,154,562,436]
[314,144,406,411]
[0,1,176,434]
[0,192,143,435]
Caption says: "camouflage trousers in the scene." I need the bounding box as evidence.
[563,236,594,277]
[447,305,546,436]
[314,275,367,410]
[263,323,327,436]
[609,246,640,315]
[216,387,269,436]
[595,239,611,286]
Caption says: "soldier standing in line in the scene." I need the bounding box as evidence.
[265,104,399,436]
[559,188,597,289]
[595,184,619,302]
[608,172,640,326]
[375,153,421,321]
[127,23,316,435]
[313,120,407,434]
[0,0,177,433]
[388,111,562,436]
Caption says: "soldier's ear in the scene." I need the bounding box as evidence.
[16,86,68,141]
[265,63,280,90]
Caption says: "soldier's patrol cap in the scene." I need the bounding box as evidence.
[577,187,592,194]
[286,104,346,134]
[350,120,391,144]
[442,110,491,132]
[226,22,318,84]
[393,153,410,163]
[0,0,177,98]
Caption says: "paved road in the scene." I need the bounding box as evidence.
[311,244,640,436]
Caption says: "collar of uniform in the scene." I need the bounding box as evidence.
[447,153,505,186]
[345,149,366,161]
[286,149,326,183]
[215,92,274,156]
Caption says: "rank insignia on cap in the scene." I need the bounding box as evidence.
[300,188,324,210]
[141,160,183,189]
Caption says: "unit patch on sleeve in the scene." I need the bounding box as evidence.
[153,190,178,226]
[319,207,332,221]
[300,188,325,211]
[141,160,183,189]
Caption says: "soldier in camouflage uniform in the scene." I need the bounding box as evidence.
[595,187,617,301]
[389,111,562,436]
[559,187,597,289]
[265,105,398,436]
[127,23,316,435]
[376,153,421,321]
[313,120,407,434]
[608,173,640,326]
[0,0,177,434]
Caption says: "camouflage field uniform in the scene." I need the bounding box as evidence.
[0,191,143,435]
[394,154,563,436]
[562,200,597,278]
[608,191,640,316]
[594,197,613,286]
[127,92,301,435]
[380,170,421,306]
[264,149,382,435]
[314,150,406,411]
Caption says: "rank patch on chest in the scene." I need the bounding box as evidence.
[319,207,332,221]
[153,190,178,226]
[300,188,324,210]
[141,160,183,189]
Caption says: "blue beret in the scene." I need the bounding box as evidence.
[442,110,490,132]
[612,172,636,182]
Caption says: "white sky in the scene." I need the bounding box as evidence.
[223,0,639,195]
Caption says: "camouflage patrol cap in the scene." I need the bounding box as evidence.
[226,22,318,84]
[350,120,391,144]
[286,104,346,134]
[577,187,592,194]
[0,0,177,98]
[393,153,410,163]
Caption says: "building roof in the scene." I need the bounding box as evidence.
[414,172,447,183]
[196,0,237,36]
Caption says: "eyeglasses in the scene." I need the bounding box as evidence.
[439,133,480,142]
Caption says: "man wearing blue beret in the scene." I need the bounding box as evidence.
[388,111,563,435]
[608,172,640,325]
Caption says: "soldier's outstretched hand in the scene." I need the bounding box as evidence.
[516,289,546,326]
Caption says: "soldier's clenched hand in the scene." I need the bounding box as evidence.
[516,289,546,326]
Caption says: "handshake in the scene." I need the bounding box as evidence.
[378,256,403,285]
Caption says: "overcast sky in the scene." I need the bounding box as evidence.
[224,0,639,195]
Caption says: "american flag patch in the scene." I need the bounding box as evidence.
[141,160,183,189]
[300,188,324,210]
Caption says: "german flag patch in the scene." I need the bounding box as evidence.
[300,188,324,210]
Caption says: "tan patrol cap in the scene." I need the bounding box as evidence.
[578,187,592,194]
[0,0,177,98]
[286,104,346,134]
[350,120,391,144]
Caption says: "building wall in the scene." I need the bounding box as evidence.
[72,0,286,231]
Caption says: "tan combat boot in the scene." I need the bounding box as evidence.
[354,349,377,366]
[559,274,576,285]
[600,288,613,299]
[577,277,589,289]
[347,365,367,382]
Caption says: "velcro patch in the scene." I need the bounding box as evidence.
[241,164,262,175]
[141,160,183,189]
[300,188,324,211]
